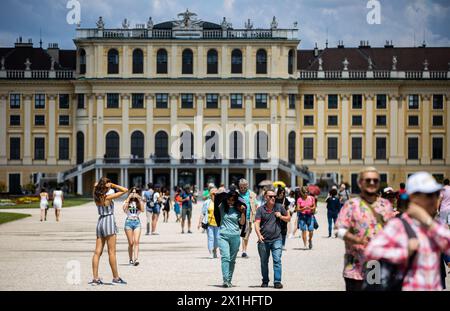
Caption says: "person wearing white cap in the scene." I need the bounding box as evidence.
[365,172,450,291]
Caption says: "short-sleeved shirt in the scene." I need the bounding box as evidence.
[335,197,395,280]
[181,192,193,209]
[326,196,341,214]
[219,205,241,236]
[439,185,450,224]
[297,196,315,215]
[255,204,287,243]
[240,190,251,219]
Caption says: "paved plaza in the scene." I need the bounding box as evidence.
[0,201,448,291]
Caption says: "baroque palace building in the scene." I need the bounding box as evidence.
[0,10,450,195]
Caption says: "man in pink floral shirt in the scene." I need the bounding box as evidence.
[365,172,450,291]
[335,167,396,291]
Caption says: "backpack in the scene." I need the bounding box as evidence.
[362,218,417,291]
[145,191,155,209]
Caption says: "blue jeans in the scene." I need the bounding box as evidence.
[327,212,338,237]
[257,239,283,284]
[207,226,220,252]
[218,233,241,284]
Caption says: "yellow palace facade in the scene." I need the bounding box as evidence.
[1,11,449,195]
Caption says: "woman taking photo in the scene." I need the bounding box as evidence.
[214,188,247,288]
[39,189,49,222]
[198,188,219,259]
[91,178,128,285]
[296,186,316,250]
[122,187,144,266]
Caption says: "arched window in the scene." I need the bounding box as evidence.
[182,49,193,74]
[229,131,243,162]
[207,49,218,74]
[256,49,267,74]
[288,49,295,75]
[205,131,219,161]
[255,131,268,161]
[105,131,120,162]
[79,49,86,75]
[130,131,144,160]
[155,131,169,161]
[180,131,194,161]
[107,49,119,74]
[231,49,242,74]
[132,49,144,74]
[156,49,168,74]
[76,131,84,164]
[288,131,296,164]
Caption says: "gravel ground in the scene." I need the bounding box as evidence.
[0,201,447,291]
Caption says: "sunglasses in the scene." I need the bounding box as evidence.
[363,178,380,185]
[267,195,276,199]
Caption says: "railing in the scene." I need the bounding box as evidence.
[32,70,49,79]
[76,28,298,40]
[430,71,447,79]
[405,71,423,79]
[325,71,342,79]
[373,70,391,79]
[349,71,367,79]
[6,70,25,78]
[298,70,447,80]
[2,70,75,79]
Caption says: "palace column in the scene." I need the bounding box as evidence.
[364,94,374,164]
[316,94,326,165]
[340,94,350,164]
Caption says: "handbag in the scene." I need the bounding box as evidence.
[362,218,417,291]
[201,222,209,230]
[313,215,319,230]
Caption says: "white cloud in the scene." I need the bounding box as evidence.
[223,0,235,12]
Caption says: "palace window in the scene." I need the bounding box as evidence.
[35,94,45,109]
[59,137,70,160]
[303,137,314,160]
[155,93,168,109]
[107,49,119,74]
[351,137,363,160]
[9,115,20,126]
[432,115,443,127]
[288,131,296,164]
[408,137,419,160]
[256,49,267,74]
[408,115,419,127]
[304,95,314,109]
[181,94,194,109]
[328,115,338,126]
[352,115,362,126]
[432,137,443,160]
[35,115,45,126]
[352,94,363,109]
[230,94,243,109]
[131,93,144,109]
[376,137,387,160]
[10,94,21,109]
[255,94,268,109]
[304,115,314,126]
[207,49,218,74]
[107,93,119,109]
[182,49,193,74]
[433,95,443,110]
[376,94,387,109]
[156,49,168,74]
[288,94,296,109]
[59,94,70,109]
[132,49,144,74]
[231,49,242,74]
[327,137,338,160]
[34,137,45,160]
[59,115,70,126]
[328,95,338,109]
[79,49,86,74]
[408,95,419,109]
[288,50,295,75]
[376,115,387,127]
[9,137,21,160]
[206,94,219,109]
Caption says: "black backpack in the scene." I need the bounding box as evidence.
[362,218,417,291]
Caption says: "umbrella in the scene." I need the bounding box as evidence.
[258,180,272,187]
[273,181,286,188]
[307,185,321,196]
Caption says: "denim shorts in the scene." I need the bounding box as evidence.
[149,204,161,214]
[124,218,141,231]
[298,213,314,231]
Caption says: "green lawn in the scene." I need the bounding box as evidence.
[0,197,92,210]
[0,212,31,225]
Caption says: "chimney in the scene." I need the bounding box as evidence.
[314,42,319,57]
[359,40,371,48]
[14,36,33,48]
[337,40,344,48]
[47,43,60,64]
[384,40,394,48]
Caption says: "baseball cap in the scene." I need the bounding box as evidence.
[406,172,442,195]
[383,187,394,194]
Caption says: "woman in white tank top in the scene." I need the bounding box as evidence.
[52,187,64,222]
[39,189,49,222]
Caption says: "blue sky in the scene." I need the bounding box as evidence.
[1,0,449,49]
